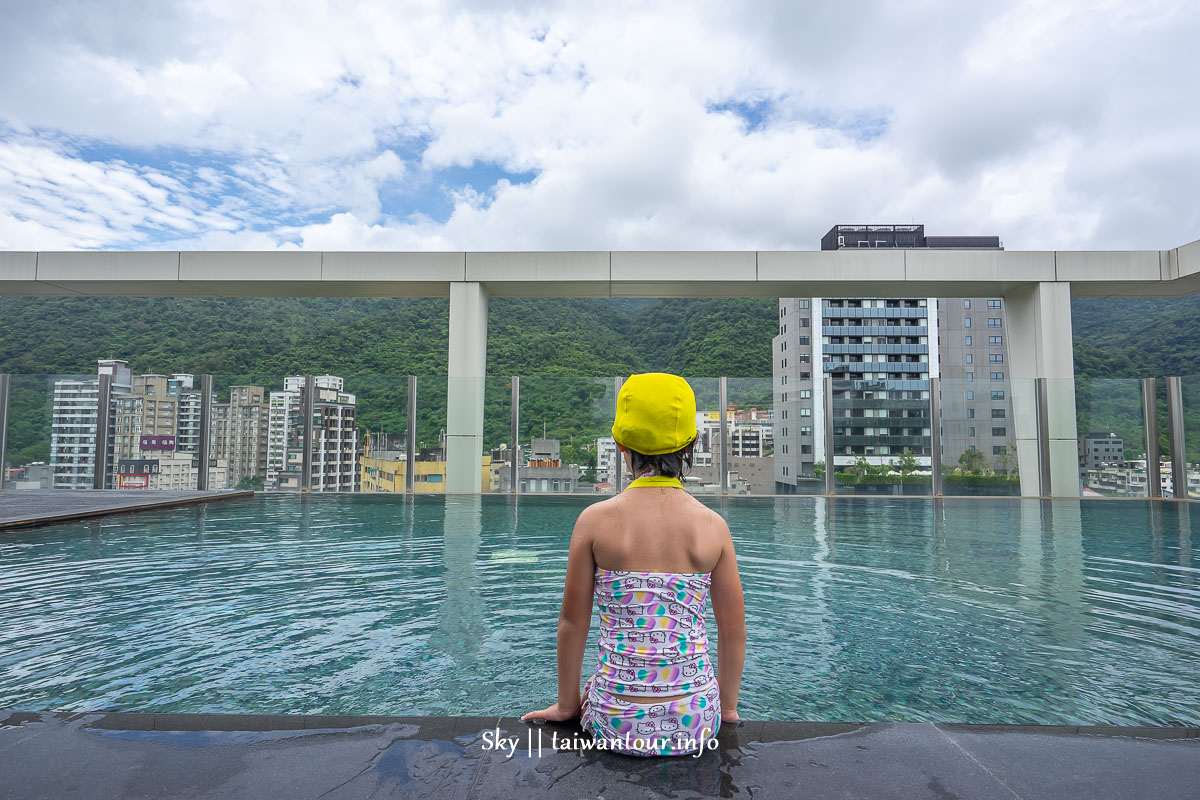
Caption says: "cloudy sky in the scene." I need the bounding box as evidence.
[1,0,1197,252]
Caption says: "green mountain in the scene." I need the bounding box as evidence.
[2,294,1198,466]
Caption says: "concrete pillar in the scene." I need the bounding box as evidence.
[1005,282,1079,497]
[446,282,488,493]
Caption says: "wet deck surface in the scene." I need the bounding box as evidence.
[0,489,254,530]
[2,710,1197,799]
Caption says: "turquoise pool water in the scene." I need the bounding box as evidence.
[1,495,1197,725]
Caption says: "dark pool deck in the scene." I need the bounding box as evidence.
[2,710,1197,799]
[0,489,254,530]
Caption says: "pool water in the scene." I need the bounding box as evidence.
[1,495,1197,725]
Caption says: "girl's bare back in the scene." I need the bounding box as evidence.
[588,486,726,574]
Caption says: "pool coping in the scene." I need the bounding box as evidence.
[4,709,1197,739]
[5,709,1199,799]
[0,489,256,530]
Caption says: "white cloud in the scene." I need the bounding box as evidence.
[0,0,1197,252]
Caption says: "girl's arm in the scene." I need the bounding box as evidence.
[710,513,746,722]
[521,506,597,722]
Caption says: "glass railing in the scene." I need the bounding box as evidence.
[2,372,1197,499]
[1075,377,1150,498]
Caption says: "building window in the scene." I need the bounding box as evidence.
[801,445,812,454]
[989,336,1003,346]
[965,354,973,364]
[992,445,1006,455]
[988,318,1002,327]
[799,390,811,399]
[964,335,972,346]
[967,408,975,418]
[968,427,976,437]
[966,372,974,382]
[966,390,975,400]
[800,426,811,436]
[989,354,1004,363]
[800,408,811,416]
[992,427,1007,437]
[964,317,971,328]
[992,408,1006,418]
[963,299,971,309]
[800,318,810,327]
[990,372,1004,381]
[987,299,1001,308]
[991,390,1005,400]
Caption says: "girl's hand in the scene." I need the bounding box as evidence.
[721,708,740,723]
[521,702,580,723]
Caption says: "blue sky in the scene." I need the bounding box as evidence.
[0,0,1197,252]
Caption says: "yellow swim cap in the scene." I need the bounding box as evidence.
[611,373,698,455]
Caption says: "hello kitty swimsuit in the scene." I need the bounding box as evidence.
[579,568,721,756]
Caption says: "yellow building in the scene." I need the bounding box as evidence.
[360,433,492,493]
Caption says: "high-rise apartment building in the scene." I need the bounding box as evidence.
[212,385,269,485]
[774,225,1014,493]
[112,374,178,461]
[267,375,346,490]
[50,359,131,489]
[275,376,360,492]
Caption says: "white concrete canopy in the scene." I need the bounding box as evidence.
[3,239,1198,496]
[2,242,1198,298]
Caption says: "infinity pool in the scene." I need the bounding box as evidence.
[1,495,1197,725]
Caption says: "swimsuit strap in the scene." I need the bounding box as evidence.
[625,475,684,490]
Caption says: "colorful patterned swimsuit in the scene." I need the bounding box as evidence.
[580,567,721,756]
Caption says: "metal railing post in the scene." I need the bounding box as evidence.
[301,374,315,492]
[929,377,942,496]
[510,376,519,494]
[1035,377,1051,497]
[1142,378,1161,498]
[1166,376,1187,500]
[0,374,9,490]
[719,377,729,495]
[614,376,625,492]
[198,374,212,490]
[93,372,112,489]
[824,376,835,495]
[406,376,416,495]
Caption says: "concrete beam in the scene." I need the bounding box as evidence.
[2,245,1200,298]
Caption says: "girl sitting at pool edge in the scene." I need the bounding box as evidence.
[521,372,746,757]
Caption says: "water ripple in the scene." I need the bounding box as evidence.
[0,495,1197,725]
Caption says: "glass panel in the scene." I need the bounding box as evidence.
[515,376,613,495]
[724,377,778,495]
[351,375,409,495]
[832,377,932,496]
[483,376,512,493]
[937,378,1021,496]
[674,377,719,495]
[1075,377,1148,497]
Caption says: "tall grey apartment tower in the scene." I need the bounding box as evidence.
[773,225,1015,493]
